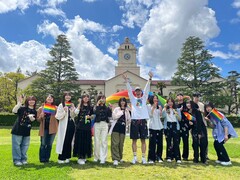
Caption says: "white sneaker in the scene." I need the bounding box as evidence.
[58,160,65,164]
[65,159,70,163]
[167,159,172,162]
[93,159,98,162]
[15,161,23,166]
[77,159,85,165]
[142,157,147,164]
[132,156,137,164]
[120,159,124,163]
[100,160,105,164]
[113,160,118,166]
[158,159,163,163]
[220,161,232,166]
[148,160,154,164]
[177,160,182,164]
[215,160,222,164]
[22,161,28,165]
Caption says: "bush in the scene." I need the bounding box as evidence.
[226,116,240,127]
[0,113,39,127]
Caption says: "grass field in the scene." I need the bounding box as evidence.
[0,127,240,180]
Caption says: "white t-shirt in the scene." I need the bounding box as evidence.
[147,104,163,130]
[126,80,150,120]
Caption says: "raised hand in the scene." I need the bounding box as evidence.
[18,95,24,104]
[148,71,153,79]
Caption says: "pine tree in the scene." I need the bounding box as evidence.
[31,34,80,104]
[172,36,221,96]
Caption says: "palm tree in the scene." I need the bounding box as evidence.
[156,82,166,96]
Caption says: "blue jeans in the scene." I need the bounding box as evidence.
[12,134,30,163]
[39,129,56,162]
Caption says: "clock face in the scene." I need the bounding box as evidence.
[124,53,131,60]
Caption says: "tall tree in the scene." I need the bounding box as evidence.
[0,69,25,112]
[172,36,221,97]
[87,85,98,106]
[30,34,80,104]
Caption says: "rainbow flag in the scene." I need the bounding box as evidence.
[43,104,56,115]
[209,108,224,122]
[106,90,130,104]
[65,101,71,107]
[155,94,166,108]
[183,112,196,121]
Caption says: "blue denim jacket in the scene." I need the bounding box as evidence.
[210,114,238,143]
[162,108,181,130]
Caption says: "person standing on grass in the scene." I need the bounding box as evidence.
[11,95,37,166]
[162,98,182,164]
[185,100,207,164]
[73,94,94,165]
[176,93,190,161]
[109,97,131,166]
[204,102,238,166]
[94,95,112,164]
[122,72,152,164]
[55,92,76,164]
[192,92,209,160]
[147,95,164,164]
[37,94,58,163]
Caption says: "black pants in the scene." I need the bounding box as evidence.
[165,122,181,161]
[148,129,163,162]
[58,120,75,160]
[192,128,208,163]
[214,135,231,162]
[179,122,189,159]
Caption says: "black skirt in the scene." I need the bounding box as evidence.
[73,129,92,159]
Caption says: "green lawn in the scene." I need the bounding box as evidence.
[0,127,240,180]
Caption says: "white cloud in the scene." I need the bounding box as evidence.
[232,0,240,9]
[137,0,220,79]
[208,41,224,48]
[37,20,63,38]
[36,16,116,79]
[64,15,107,34]
[82,0,98,2]
[210,50,240,61]
[38,7,66,17]
[231,0,240,23]
[229,43,240,51]
[0,0,31,13]
[118,0,160,28]
[107,41,120,55]
[112,25,123,32]
[0,36,50,73]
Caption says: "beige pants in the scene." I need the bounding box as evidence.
[111,132,125,161]
[94,121,108,162]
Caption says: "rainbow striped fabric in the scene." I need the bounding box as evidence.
[43,104,56,115]
[183,112,196,121]
[65,101,71,107]
[209,108,224,122]
[106,90,130,104]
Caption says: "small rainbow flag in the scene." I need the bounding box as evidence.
[183,112,196,121]
[209,108,224,122]
[65,101,71,107]
[43,104,56,115]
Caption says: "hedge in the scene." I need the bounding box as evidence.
[0,113,240,127]
[0,113,39,127]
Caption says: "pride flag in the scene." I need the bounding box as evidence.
[183,112,196,121]
[106,90,130,104]
[65,101,71,107]
[43,104,56,115]
[209,108,224,122]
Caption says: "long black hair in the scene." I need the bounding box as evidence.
[62,92,71,107]
[118,97,127,108]
[148,95,159,109]
[204,102,214,117]
[166,97,176,109]
[45,94,55,105]
[80,94,91,108]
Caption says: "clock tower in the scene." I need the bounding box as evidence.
[115,37,140,76]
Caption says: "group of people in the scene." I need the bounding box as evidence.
[11,72,238,167]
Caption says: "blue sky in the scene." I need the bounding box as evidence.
[0,0,239,80]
